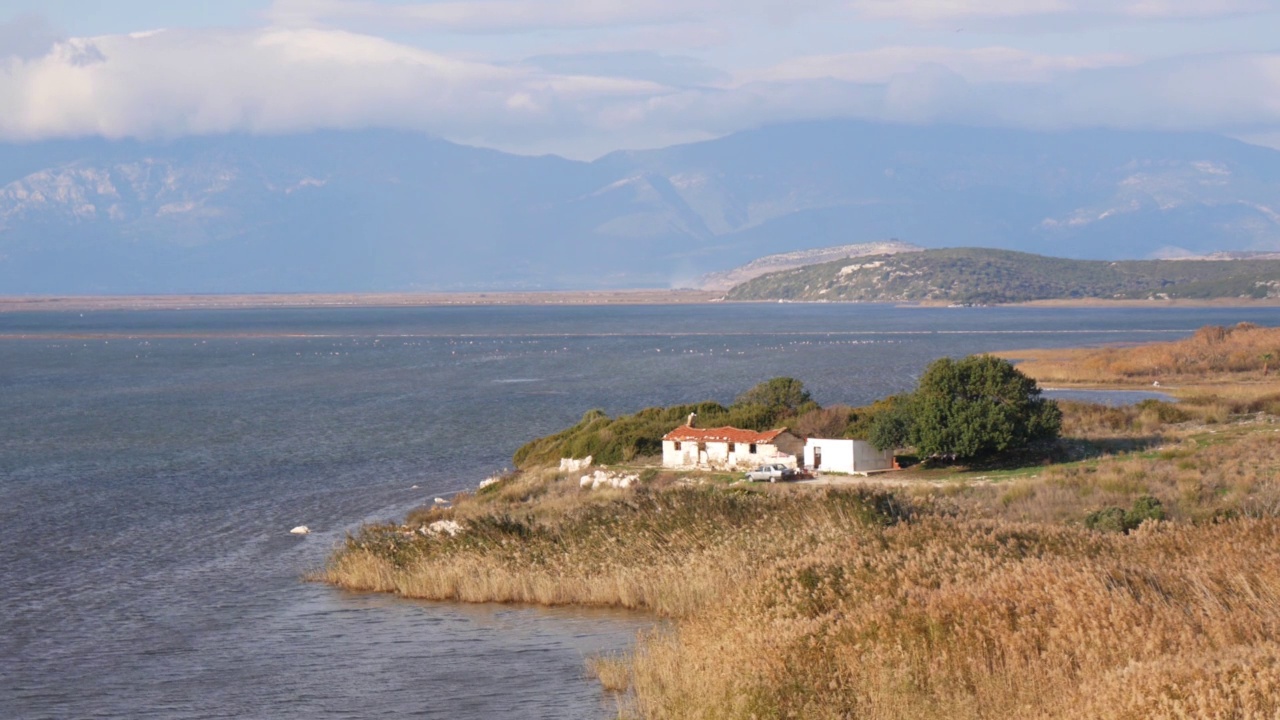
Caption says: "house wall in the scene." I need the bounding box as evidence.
[663,439,798,470]
[805,439,855,473]
[662,439,697,468]
[805,439,895,474]
[706,441,731,466]
[851,441,895,473]
[758,446,799,468]
[772,432,805,458]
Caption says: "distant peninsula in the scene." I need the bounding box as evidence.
[724,247,1280,304]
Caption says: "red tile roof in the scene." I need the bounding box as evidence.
[662,426,789,444]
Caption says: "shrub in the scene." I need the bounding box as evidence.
[1085,495,1166,533]
[513,379,826,468]
[792,405,854,438]
[1084,506,1130,533]
[513,402,731,468]
[862,394,914,450]
[845,395,908,441]
[1135,399,1190,425]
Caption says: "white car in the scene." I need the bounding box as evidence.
[744,464,797,482]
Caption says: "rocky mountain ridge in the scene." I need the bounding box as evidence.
[2,122,1279,293]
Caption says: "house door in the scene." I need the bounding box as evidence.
[813,447,822,470]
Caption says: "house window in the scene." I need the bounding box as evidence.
[749,443,757,454]
[729,442,737,453]
[673,441,681,450]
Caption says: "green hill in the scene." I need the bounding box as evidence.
[724,248,1280,304]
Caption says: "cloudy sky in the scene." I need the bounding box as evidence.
[1,0,1278,158]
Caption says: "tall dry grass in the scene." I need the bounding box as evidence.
[947,422,1280,526]
[626,518,1280,720]
[320,401,1280,719]
[321,481,907,618]
[1009,322,1280,386]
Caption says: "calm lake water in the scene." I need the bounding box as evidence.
[2,303,1276,719]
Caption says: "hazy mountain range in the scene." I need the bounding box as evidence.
[2,121,1280,294]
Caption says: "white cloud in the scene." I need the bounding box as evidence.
[848,0,1270,23]
[266,0,839,33]
[1,23,1279,159]
[523,51,730,87]
[750,46,1136,85]
[568,52,1280,153]
[268,0,681,32]
[0,27,667,146]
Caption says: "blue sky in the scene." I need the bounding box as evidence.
[1,0,1278,158]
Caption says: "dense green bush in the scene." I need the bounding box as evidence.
[735,377,814,413]
[1084,495,1166,533]
[854,394,913,447]
[869,355,1061,460]
[1135,399,1190,424]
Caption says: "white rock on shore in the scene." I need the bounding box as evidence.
[424,519,463,537]
[560,456,593,473]
[579,469,638,490]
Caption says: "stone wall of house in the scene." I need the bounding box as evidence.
[663,438,798,470]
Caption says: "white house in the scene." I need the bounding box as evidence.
[661,425,803,470]
[803,438,896,475]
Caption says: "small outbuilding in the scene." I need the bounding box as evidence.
[662,424,803,470]
[803,438,896,475]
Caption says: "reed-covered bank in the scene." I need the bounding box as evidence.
[624,516,1280,720]
[321,412,1280,718]
[321,476,909,618]
[321,328,1280,719]
[1005,322,1280,388]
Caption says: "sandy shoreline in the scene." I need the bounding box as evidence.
[3,292,1278,313]
[1012,297,1280,308]
[0,289,722,313]
[905,297,1280,309]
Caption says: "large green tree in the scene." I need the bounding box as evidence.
[734,377,814,414]
[870,355,1061,460]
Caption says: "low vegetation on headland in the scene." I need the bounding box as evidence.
[514,377,835,468]
[321,325,1280,719]
[725,247,1280,304]
[1007,321,1280,390]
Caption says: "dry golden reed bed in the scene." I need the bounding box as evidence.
[627,518,1280,720]
[322,326,1280,719]
[322,421,1280,719]
[1007,322,1280,388]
